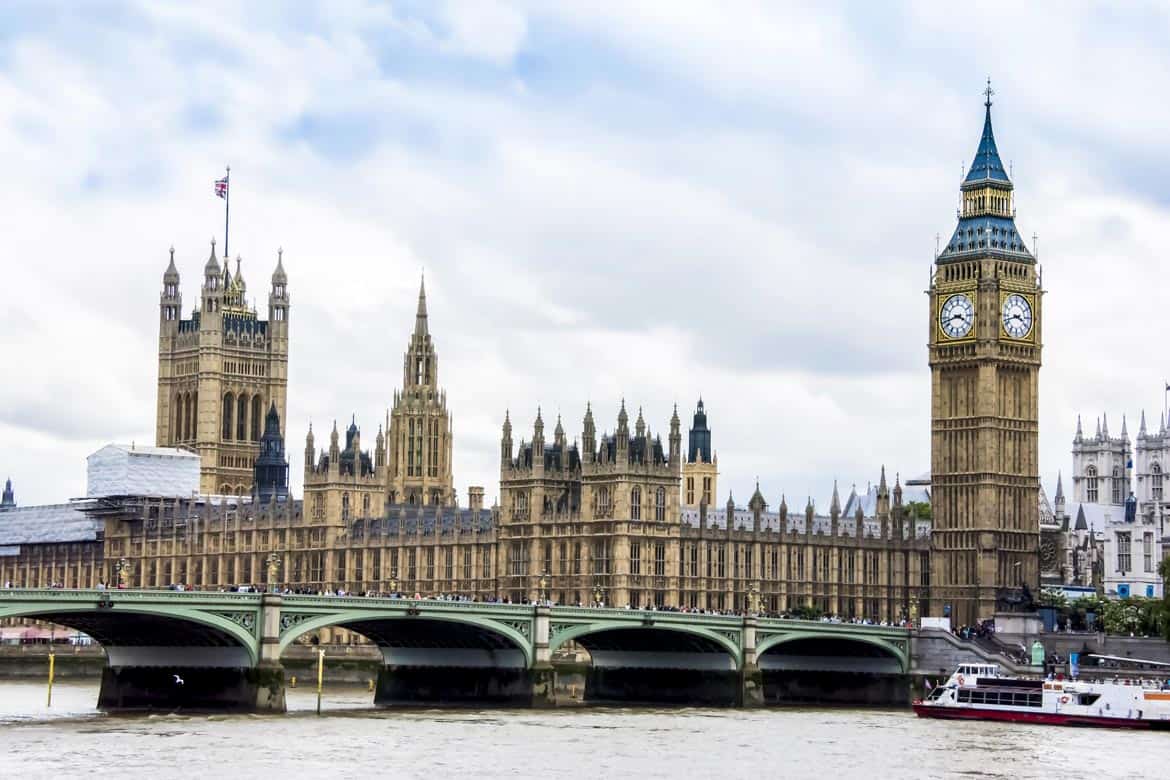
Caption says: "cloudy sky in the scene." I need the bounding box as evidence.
[2,1,1169,509]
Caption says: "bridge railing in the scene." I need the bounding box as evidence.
[0,588,262,603]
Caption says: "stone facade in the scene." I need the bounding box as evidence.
[155,242,290,495]
[928,91,1042,624]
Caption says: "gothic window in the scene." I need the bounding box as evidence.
[1153,463,1163,501]
[407,419,416,476]
[237,395,247,441]
[251,395,262,441]
[362,494,371,516]
[431,489,440,505]
[654,543,666,576]
[174,394,183,442]
[222,393,234,440]
[342,493,350,521]
[1144,533,1154,572]
[597,486,611,516]
[1112,466,1122,504]
[685,477,694,505]
[630,487,641,520]
[655,488,666,521]
[1116,531,1131,572]
[1085,466,1098,503]
[630,542,641,574]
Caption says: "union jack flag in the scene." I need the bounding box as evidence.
[215,176,228,198]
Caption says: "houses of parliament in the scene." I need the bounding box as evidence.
[1,91,1043,626]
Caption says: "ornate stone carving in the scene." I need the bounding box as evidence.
[279,612,316,632]
[215,611,257,634]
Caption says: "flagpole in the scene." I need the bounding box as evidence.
[224,165,231,259]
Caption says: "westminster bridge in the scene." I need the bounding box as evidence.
[0,589,913,712]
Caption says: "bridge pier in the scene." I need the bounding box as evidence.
[97,592,286,714]
[739,616,763,708]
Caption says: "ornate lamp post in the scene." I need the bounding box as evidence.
[538,571,550,604]
[748,584,761,616]
[265,553,281,593]
[389,572,399,597]
[593,584,604,608]
[115,558,129,589]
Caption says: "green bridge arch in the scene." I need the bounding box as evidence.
[0,602,261,666]
[548,620,742,669]
[756,630,908,673]
[276,609,534,667]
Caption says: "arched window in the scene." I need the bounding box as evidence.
[1085,466,1098,503]
[630,487,641,520]
[237,395,247,441]
[189,391,198,442]
[222,393,235,440]
[1153,463,1163,502]
[655,488,666,521]
[175,394,183,442]
[1112,466,1122,504]
[251,395,262,441]
[342,493,351,521]
[598,487,610,515]
[362,494,371,516]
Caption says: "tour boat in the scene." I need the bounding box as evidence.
[913,663,1170,730]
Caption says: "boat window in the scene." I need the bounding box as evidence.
[1077,694,1101,706]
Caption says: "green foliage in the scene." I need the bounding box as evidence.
[906,501,932,521]
[1037,588,1068,609]
[1095,597,1166,639]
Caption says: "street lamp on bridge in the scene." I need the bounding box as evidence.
[747,584,761,616]
[592,584,605,608]
[115,558,129,590]
[538,571,550,604]
[265,553,281,593]
[389,572,399,597]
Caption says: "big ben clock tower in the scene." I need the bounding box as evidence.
[929,83,1042,625]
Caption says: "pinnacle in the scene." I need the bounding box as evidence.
[414,274,429,336]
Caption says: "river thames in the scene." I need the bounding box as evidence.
[0,681,1161,779]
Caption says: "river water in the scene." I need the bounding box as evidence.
[0,681,1162,779]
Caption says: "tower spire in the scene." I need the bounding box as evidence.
[415,274,428,336]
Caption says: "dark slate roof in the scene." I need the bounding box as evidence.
[964,104,1012,186]
[515,442,581,471]
[687,399,712,463]
[598,434,667,465]
[0,502,102,546]
[938,215,1032,263]
[372,505,495,536]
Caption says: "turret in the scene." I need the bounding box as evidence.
[375,425,386,470]
[304,423,315,469]
[778,494,788,523]
[269,247,290,325]
[1054,470,1066,518]
[1139,410,1148,440]
[254,403,289,504]
[554,414,565,451]
[202,238,222,314]
[160,246,181,327]
[748,481,766,533]
[1074,415,1083,444]
[893,472,903,508]
[501,410,513,466]
[616,400,629,464]
[876,465,890,518]
[668,404,681,468]
[533,407,545,461]
[635,407,645,438]
[329,420,341,462]
[1,478,14,510]
[582,403,595,464]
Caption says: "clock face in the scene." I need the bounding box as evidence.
[1002,293,1033,339]
[939,293,975,339]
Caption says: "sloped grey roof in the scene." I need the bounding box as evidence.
[0,502,101,546]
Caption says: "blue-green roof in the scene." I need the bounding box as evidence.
[964,103,1011,187]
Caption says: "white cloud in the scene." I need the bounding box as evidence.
[0,1,1168,510]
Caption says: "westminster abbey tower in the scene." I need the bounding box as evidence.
[929,87,1042,624]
